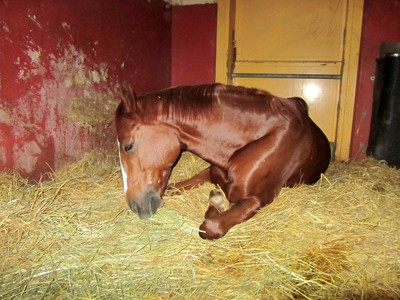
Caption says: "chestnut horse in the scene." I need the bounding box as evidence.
[115,83,331,239]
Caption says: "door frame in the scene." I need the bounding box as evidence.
[215,0,364,161]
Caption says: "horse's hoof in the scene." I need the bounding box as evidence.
[199,219,225,240]
[208,189,229,213]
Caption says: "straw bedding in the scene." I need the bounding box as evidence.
[1,151,399,299]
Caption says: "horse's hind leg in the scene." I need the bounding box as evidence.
[167,167,212,194]
[205,189,229,219]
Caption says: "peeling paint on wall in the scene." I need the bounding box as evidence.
[1,41,118,177]
[46,45,116,137]
[67,89,115,137]
[0,0,172,180]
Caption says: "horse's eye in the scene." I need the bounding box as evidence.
[124,143,134,152]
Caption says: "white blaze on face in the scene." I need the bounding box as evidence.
[117,140,128,193]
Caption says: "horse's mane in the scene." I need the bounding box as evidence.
[134,84,218,121]
[119,83,309,123]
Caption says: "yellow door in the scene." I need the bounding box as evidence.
[215,0,364,160]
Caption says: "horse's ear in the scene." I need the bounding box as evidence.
[119,83,138,113]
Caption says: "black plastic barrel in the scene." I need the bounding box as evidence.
[367,43,400,168]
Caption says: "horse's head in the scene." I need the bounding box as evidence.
[115,84,181,219]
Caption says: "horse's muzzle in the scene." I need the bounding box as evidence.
[128,190,164,219]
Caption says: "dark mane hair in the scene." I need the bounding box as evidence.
[134,84,219,121]
[116,83,309,124]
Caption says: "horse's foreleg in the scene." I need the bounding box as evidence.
[199,196,263,240]
[167,167,212,194]
[205,189,229,219]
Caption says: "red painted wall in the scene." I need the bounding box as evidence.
[171,4,217,86]
[0,0,171,180]
[4,0,398,180]
[350,0,400,158]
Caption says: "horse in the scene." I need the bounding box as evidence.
[115,83,331,239]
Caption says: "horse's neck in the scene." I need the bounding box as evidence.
[172,107,274,168]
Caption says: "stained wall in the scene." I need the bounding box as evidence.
[0,0,171,180]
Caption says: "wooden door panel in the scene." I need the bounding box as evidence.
[235,0,347,62]
[234,61,342,76]
[232,0,347,143]
[216,0,363,159]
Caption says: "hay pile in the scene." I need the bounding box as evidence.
[1,152,399,299]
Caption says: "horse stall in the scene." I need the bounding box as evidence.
[1,0,400,299]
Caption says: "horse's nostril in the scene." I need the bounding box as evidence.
[150,196,159,215]
[129,200,139,214]
[128,192,162,219]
